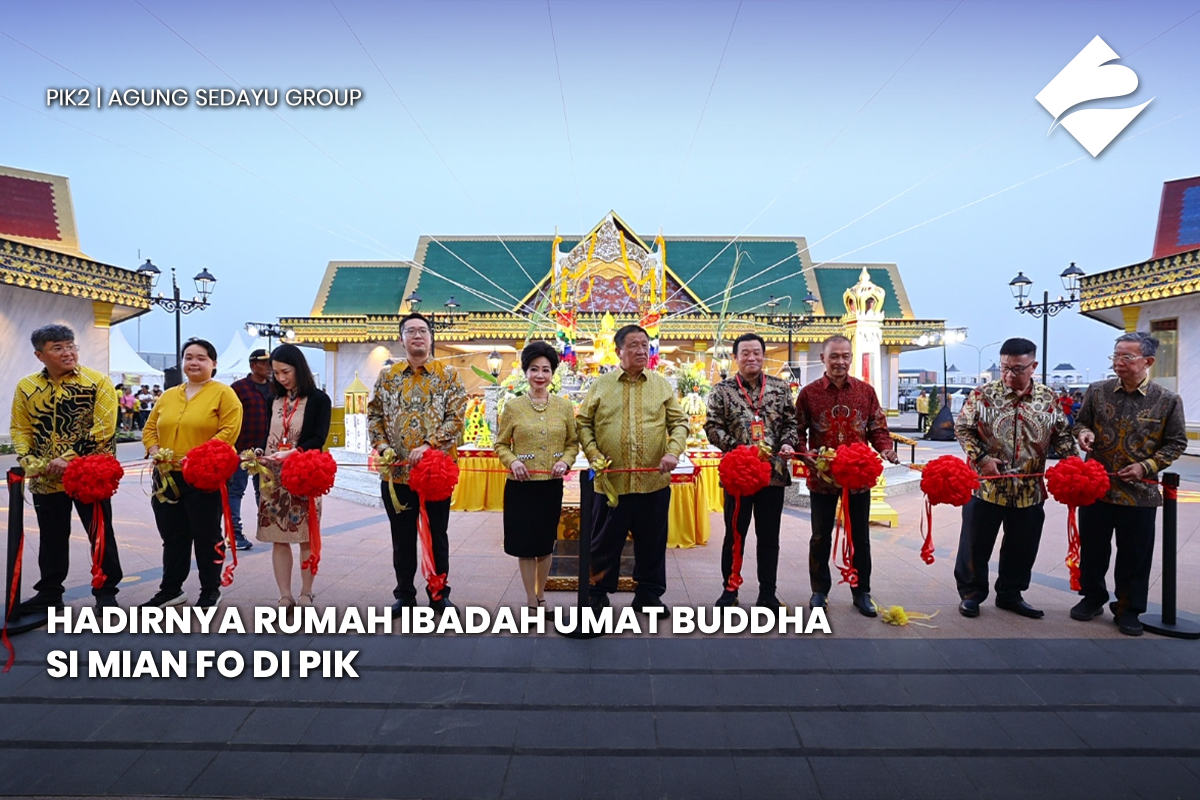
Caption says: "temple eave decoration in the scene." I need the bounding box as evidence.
[1079,247,1200,312]
[1,236,152,318]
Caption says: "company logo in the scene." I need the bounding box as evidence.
[1035,36,1152,157]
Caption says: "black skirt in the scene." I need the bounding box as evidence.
[503,478,564,558]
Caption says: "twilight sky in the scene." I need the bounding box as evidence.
[2,0,1197,379]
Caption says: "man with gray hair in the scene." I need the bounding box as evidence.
[1071,331,1188,635]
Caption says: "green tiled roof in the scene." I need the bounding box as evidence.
[389,233,911,318]
[813,267,904,318]
[416,239,576,312]
[659,239,809,313]
[322,266,411,315]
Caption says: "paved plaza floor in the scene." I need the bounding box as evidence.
[2,440,1199,799]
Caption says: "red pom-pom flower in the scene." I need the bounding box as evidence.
[182,439,241,492]
[830,442,883,491]
[718,445,772,498]
[718,445,773,592]
[63,454,125,589]
[1046,456,1110,507]
[409,449,460,502]
[408,449,460,599]
[1046,456,1110,592]
[918,456,980,565]
[63,454,124,504]
[281,450,338,499]
[181,439,242,586]
[921,456,979,507]
[280,450,338,576]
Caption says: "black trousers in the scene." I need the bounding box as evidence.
[31,492,122,598]
[917,413,927,431]
[1079,501,1157,616]
[151,473,226,595]
[809,490,872,596]
[590,487,671,602]
[954,496,1045,603]
[381,482,452,602]
[721,486,785,596]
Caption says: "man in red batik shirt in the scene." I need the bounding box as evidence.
[796,335,899,616]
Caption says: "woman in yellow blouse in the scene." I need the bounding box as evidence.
[142,338,243,609]
[494,341,578,608]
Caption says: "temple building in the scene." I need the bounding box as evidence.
[1079,176,1200,452]
[0,164,151,439]
[281,212,945,438]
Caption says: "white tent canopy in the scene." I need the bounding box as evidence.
[109,326,164,387]
[215,331,266,384]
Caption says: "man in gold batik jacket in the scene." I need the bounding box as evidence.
[576,324,688,614]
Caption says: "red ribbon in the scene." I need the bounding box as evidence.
[1065,504,1081,592]
[300,498,322,576]
[4,470,25,673]
[417,498,446,601]
[833,486,859,587]
[725,496,745,592]
[920,496,936,565]
[219,484,238,587]
[89,501,107,589]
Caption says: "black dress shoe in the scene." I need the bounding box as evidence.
[808,592,827,609]
[715,590,739,607]
[95,594,119,608]
[631,598,670,616]
[754,594,784,609]
[995,597,1044,619]
[958,599,980,618]
[589,593,611,610]
[391,597,417,617]
[1109,600,1121,618]
[852,594,877,617]
[17,593,63,615]
[430,597,458,613]
[1070,598,1105,621]
[1117,613,1144,636]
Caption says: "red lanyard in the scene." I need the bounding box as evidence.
[736,375,766,417]
[281,396,300,442]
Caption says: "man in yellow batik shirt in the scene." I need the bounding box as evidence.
[577,325,689,614]
[10,324,123,610]
[368,312,467,616]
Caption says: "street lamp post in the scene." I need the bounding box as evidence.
[959,340,1002,384]
[404,293,466,358]
[764,291,818,378]
[244,321,297,353]
[137,259,216,375]
[915,327,968,404]
[1009,262,1085,387]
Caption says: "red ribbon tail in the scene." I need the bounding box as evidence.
[1066,505,1081,592]
[920,496,936,565]
[300,497,321,576]
[90,502,107,589]
[417,499,446,601]
[835,486,858,588]
[726,496,744,592]
[2,531,23,673]
[220,484,237,587]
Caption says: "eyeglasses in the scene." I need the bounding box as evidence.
[1109,353,1144,364]
[42,344,78,355]
[999,363,1034,374]
[401,327,431,338]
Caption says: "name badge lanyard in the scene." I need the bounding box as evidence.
[736,375,766,441]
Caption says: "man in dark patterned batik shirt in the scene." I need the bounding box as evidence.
[10,324,123,610]
[954,338,1076,621]
[706,333,798,609]
[1072,332,1188,636]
